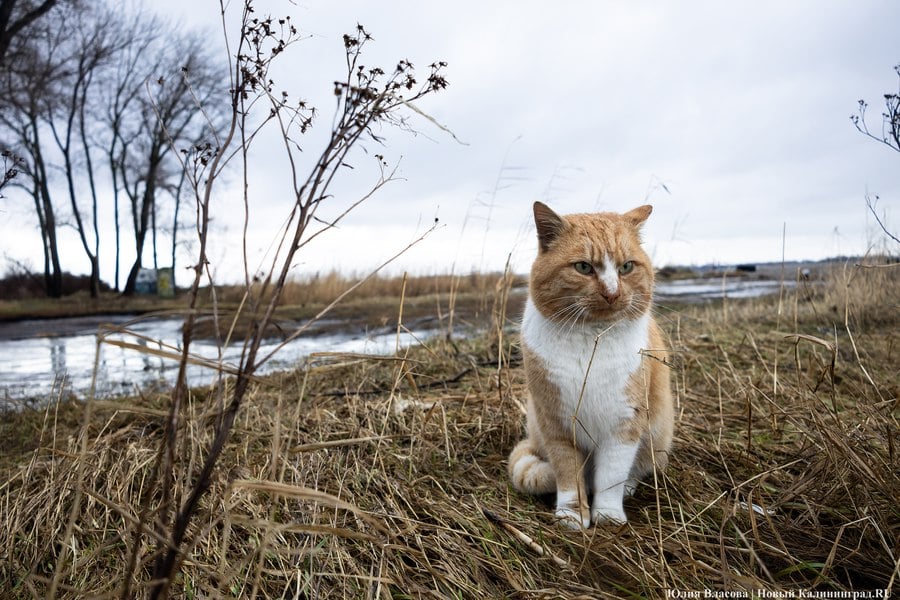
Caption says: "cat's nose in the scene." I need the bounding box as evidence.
[601,290,620,305]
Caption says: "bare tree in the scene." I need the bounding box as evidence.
[2,2,131,297]
[44,4,124,297]
[0,6,68,296]
[2,1,228,299]
[116,33,228,296]
[13,111,64,296]
[101,12,160,292]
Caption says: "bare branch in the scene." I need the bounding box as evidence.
[0,0,58,64]
[866,193,899,246]
[852,64,900,153]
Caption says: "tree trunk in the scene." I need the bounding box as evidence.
[79,80,102,298]
[31,121,62,297]
[31,176,52,296]
[151,186,158,271]
[170,168,185,293]
[122,168,155,296]
[41,180,62,297]
[123,258,141,296]
[114,191,120,292]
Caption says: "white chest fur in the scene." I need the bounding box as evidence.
[521,299,649,451]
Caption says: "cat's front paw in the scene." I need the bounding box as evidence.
[590,505,627,525]
[555,506,591,530]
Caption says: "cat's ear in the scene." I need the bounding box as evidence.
[533,201,565,252]
[624,205,653,228]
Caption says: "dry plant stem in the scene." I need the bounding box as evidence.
[250,43,417,313]
[447,274,461,340]
[248,97,402,369]
[482,508,569,568]
[142,9,248,598]
[777,222,787,326]
[396,272,409,355]
[47,338,103,600]
[841,263,884,401]
[145,11,447,597]
[101,337,261,381]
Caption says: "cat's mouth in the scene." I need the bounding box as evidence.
[582,294,636,321]
[589,307,629,321]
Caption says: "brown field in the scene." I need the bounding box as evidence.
[0,261,897,598]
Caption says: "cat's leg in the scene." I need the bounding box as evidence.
[624,437,657,497]
[628,431,671,496]
[590,439,640,524]
[543,440,590,529]
[627,380,674,496]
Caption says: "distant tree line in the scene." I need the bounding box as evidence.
[0,0,227,296]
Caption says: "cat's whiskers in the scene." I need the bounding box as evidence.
[548,302,583,323]
[554,302,589,337]
[548,298,588,320]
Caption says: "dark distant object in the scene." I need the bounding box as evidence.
[157,268,175,298]
[736,264,757,273]
[134,268,158,296]
[134,267,177,297]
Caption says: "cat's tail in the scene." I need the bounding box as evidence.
[507,438,556,495]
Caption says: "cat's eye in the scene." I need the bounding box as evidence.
[618,261,635,275]
[573,261,594,275]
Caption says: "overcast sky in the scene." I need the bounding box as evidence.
[4,0,899,283]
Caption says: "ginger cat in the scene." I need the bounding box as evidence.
[508,201,673,528]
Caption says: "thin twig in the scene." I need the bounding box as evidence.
[481,508,570,568]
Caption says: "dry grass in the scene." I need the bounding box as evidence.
[277,271,526,307]
[204,270,526,315]
[0,261,897,598]
[183,271,527,341]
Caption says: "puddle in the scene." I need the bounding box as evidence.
[655,277,796,301]
[0,316,433,408]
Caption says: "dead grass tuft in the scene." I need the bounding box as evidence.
[1,264,897,598]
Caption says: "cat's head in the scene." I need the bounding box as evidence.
[529,201,655,324]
